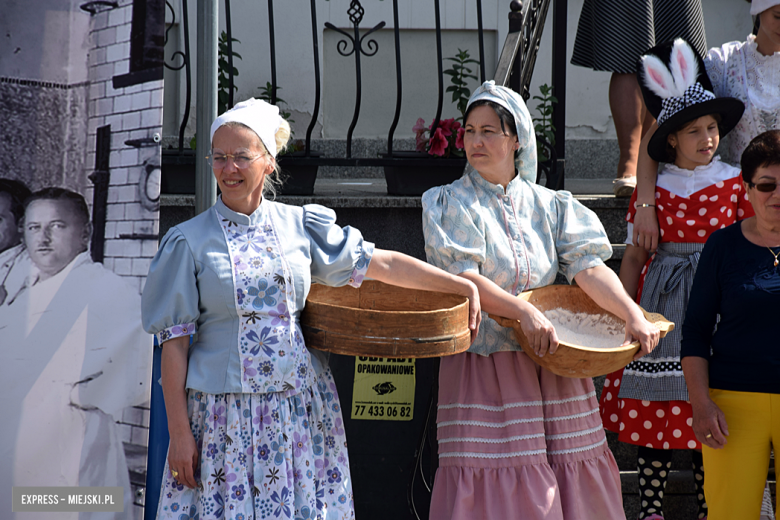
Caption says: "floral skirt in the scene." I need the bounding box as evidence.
[600,368,700,450]
[157,369,354,520]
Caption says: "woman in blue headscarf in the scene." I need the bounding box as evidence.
[422,81,660,519]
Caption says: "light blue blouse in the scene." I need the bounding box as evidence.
[422,170,612,357]
[142,197,374,394]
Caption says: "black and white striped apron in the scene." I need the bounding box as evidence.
[618,242,704,402]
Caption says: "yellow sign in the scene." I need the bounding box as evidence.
[351,357,415,421]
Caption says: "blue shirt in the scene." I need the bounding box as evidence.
[142,197,374,394]
[422,170,612,357]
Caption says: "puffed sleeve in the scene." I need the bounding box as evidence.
[553,190,612,283]
[704,44,727,98]
[141,227,199,344]
[422,185,485,274]
[304,204,375,288]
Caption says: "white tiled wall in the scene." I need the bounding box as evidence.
[86,1,164,511]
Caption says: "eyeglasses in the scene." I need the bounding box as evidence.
[206,152,263,169]
[747,182,780,193]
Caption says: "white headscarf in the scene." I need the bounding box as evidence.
[751,0,780,15]
[210,98,284,157]
[466,81,537,183]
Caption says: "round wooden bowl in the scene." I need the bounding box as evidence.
[488,285,674,378]
[301,280,471,358]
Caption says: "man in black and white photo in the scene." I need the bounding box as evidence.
[0,188,150,519]
[0,179,31,306]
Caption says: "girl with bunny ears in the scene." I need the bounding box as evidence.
[598,39,752,520]
[633,0,780,254]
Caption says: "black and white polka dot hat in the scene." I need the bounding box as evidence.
[638,38,744,163]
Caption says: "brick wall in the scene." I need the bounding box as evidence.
[86,0,163,512]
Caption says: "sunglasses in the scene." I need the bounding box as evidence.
[747,182,780,193]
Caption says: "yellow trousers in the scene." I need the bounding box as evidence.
[703,388,779,520]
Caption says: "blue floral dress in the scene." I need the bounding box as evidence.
[143,198,373,520]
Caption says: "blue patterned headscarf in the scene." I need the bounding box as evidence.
[466,81,537,183]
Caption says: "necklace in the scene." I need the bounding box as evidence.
[769,246,780,267]
[754,224,780,266]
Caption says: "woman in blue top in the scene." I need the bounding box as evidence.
[422,81,660,520]
[141,99,481,520]
[681,129,780,519]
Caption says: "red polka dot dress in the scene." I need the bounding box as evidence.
[600,158,754,449]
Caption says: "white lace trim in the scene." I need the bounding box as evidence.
[547,436,607,456]
[437,391,596,413]
[438,407,599,429]
[543,407,599,422]
[438,436,607,459]
[439,448,548,459]
[545,424,604,441]
[438,433,545,444]
[437,416,543,428]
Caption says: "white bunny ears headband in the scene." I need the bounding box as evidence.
[641,39,715,127]
[638,38,744,162]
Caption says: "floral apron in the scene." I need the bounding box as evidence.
[156,209,354,520]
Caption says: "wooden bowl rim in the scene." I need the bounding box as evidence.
[554,340,640,354]
[304,297,469,317]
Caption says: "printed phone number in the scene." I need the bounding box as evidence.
[353,405,411,418]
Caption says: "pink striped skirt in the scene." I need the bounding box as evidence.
[430,351,624,520]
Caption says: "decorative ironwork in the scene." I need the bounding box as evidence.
[225,0,235,109]
[476,0,486,82]
[304,0,321,156]
[347,1,364,25]
[324,0,385,157]
[163,1,562,187]
[267,0,278,105]
[163,0,192,152]
[385,0,403,155]
[429,0,444,137]
[163,1,186,70]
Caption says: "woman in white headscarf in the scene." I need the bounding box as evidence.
[141,99,482,520]
[422,81,660,520]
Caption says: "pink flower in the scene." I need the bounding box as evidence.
[430,118,453,138]
[413,117,428,151]
[438,118,459,138]
[428,127,448,157]
[415,132,428,152]
[412,117,427,136]
[455,127,465,150]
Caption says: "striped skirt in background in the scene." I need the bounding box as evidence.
[571,0,707,73]
[429,351,624,520]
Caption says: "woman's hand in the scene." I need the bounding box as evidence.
[160,336,199,488]
[623,311,660,360]
[574,266,659,360]
[365,249,481,342]
[168,429,200,488]
[463,279,482,343]
[517,301,559,357]
[691,396,729,449]
[633,206,660,253]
